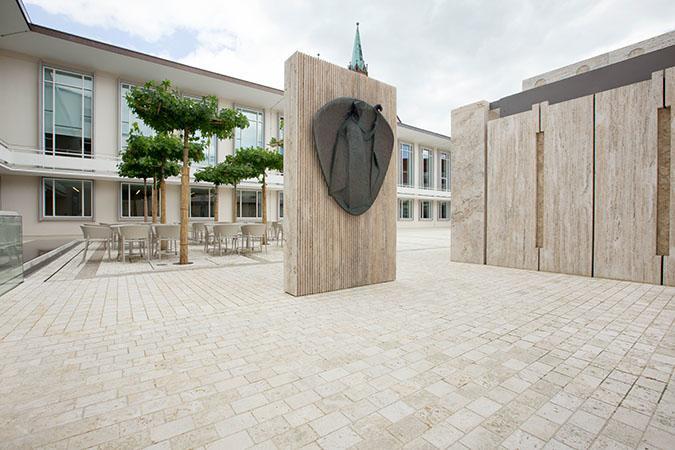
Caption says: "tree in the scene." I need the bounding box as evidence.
[118,128,155,222]
[126,80,248,264]
[232,147,283,240]
[195,157,257,222]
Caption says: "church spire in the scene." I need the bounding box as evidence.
[348,22,368,76]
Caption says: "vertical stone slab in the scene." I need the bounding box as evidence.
[539,97,594,276]
[486,106,539,270]
[450,101,489,264]
[664,67,675,286]
[594,74,662,284]
[284,52,397,296]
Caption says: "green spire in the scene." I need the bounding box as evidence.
[348,22,368,76]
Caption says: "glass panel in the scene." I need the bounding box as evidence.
[399,143,413,186]
[83,181,92,217]
[420,201,431,219]
[54,70,83,88]
[43,67,53,82]
[129,184,146,217]
[422,149,432,189]
[279,192,284,218]
[257,191,262,218]
[236,108,264,150]
[44,179,53,216]
[120,83,155,150]
[44,80,54,154]
[191,187,212,218]
[54,84,83,155]
[53,179,83,216]
[238,190,258,218]
[0,212,24,296]
[122,184,129,217]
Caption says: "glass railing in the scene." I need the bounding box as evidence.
[0,212,23,296]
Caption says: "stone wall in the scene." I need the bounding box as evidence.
[451,67,674,286]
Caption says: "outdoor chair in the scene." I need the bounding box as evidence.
[241,224,267,254]
[117,225,150,262]
[80,225,112,263]
[275,222,284,247]
[153,224,179,260]
[211,224,241,255]
[192,222,206,243]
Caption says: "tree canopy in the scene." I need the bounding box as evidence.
[194,156,257,188]
[232,147,284,182]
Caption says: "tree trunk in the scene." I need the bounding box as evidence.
[232,184,237,223]
[151,178,158,223]
[261,174,267,244]
[213,185,219,221]
[179,132,190,264]
[143,178,148,223]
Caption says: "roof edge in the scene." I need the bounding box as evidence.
[27,23,285,96]
[397,121,451,141]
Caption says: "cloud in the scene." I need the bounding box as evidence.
[24,0,675,134]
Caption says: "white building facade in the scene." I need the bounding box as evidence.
[0,1,450,240]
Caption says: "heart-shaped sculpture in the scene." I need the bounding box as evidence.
[312,97,394,215]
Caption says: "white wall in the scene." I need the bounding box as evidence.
[0,50,39,148]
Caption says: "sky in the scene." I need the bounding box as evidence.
[23,0,675,135]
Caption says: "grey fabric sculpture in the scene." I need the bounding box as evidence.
[312,97,394,215]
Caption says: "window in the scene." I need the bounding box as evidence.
[237,190,262,218]
[236,107,264,150]
[43,178,92,218]
[277,116,284,155]
[438,201,450,220]
[120,83,155,150]
[421,148,433,189]
[43,67,93,157]
[190,187,215,218]
[419,200,432,220]
[439,152,450,191]
[278,192,284,219]
[398,199,412,220]
[121,182,157,218]
[184,94,217,166]
[398,143,413,187]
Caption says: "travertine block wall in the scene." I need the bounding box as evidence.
[450,102,489,264]
[451,68,675,286]
[284,52,397,296]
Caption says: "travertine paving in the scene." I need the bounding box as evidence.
[0,228,673,449]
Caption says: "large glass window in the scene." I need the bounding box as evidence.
[438,201,450,220]
[398,199,412,220]
[190,187,215,218]
[121,182,157,218]
[237,190,262,218]
[421,148,433,189]
[120,83,155,150]
[43,178,92,218]
[398,143,413,187]
[278,192,284,219]
[439,152,450,191]
[419,200,432,220]
[235,107,264,150]
[43,67,93,157]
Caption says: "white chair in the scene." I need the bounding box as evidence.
[276,222,284,247]
[117,225,150,262]
[192,222,206,243]
[80,225,112,263]
[154,224,179,260]
[211,224,241,255]
[241,224,267,254]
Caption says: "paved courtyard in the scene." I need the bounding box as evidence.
[0,228,673,449]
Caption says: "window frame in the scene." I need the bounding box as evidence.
[41,177,93,220]
[189,186,216,219]
[398,142,414,187]
[438,201,450,221]
[41,65,94,158]
[419,200,432,221]
[119,81,156,152]
[235,106,265,150]
[421,147,433,189]
[119,182,160,220]
[398,198,413,220]
[439,151,450,192]
[237,189,263,219]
